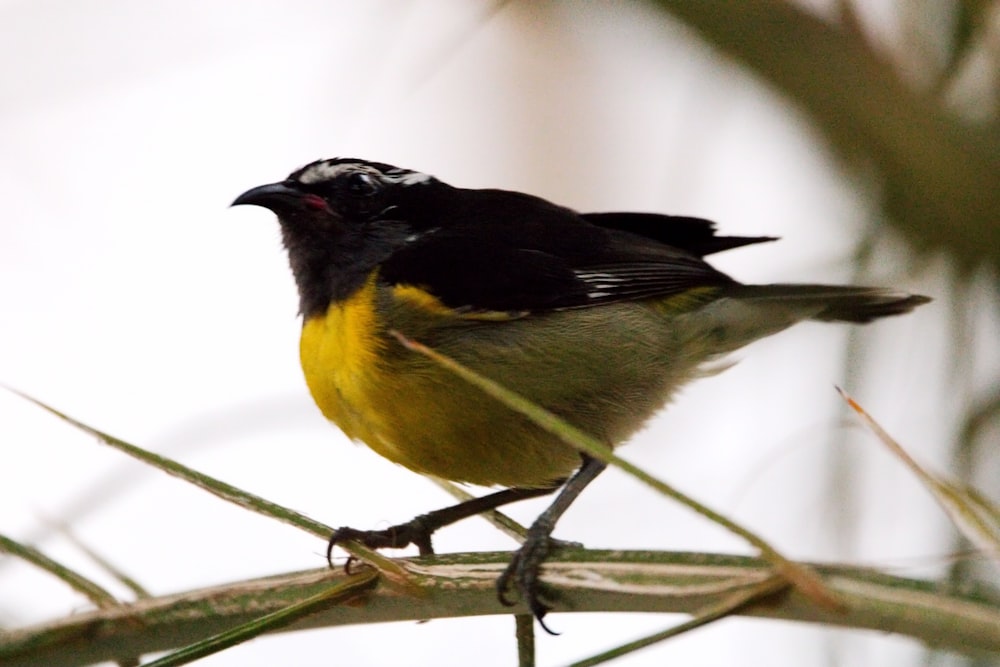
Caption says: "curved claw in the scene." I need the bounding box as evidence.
[324,521,437,570]
[535,610,559,636]
[326,527,372,570]
[496,561,518,607]
[495,535,560,634]
[326,529,345,568]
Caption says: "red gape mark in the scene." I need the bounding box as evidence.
[302,194,328,211]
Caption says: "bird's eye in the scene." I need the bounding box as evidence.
[345,171,379,197]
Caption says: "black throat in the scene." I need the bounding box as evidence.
[279,225,374,320]
[279,216,413,320]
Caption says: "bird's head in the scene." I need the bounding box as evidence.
[232,157,443,230]
[232,157,446,313]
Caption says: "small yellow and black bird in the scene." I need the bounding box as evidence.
[232,157,929,628]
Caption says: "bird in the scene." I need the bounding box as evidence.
[232,157,929,630]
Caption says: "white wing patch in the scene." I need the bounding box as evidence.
[574,270,628,301]
[574,271,626,289]
[296,160,433,186]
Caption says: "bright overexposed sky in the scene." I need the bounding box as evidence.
[1,2,959,665]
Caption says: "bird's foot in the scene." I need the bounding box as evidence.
[326,516,435,569]
[496,524,567,635]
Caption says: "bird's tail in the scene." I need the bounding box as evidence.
[684,284,930,355]
[727,284,931,323]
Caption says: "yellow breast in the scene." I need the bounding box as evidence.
[297,276,583,488]
[299,275,385,444]
[299,277,471,476]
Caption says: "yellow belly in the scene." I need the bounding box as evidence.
[296,273,718,489]
[298,277,582,488]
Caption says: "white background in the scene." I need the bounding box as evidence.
[0,1,978,665]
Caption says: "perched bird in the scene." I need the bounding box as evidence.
[232,158,929,629]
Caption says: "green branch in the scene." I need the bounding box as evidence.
[3,551,998,667]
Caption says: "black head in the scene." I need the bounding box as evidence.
[232,158,449,316]
[233,157,445,228]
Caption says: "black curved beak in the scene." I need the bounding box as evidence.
[231,182,305,212]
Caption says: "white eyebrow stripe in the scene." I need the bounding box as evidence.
[297,161,433,186]
[383,170,433,185]
[297,162,358,184]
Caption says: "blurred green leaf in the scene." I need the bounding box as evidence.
[8,389,415,588]
[0,534,119,610]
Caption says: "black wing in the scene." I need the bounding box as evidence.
[380,190,771,313]
[580,212,776,257]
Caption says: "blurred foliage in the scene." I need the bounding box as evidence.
[645,2,1000,662]
[649,0,1000,271]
